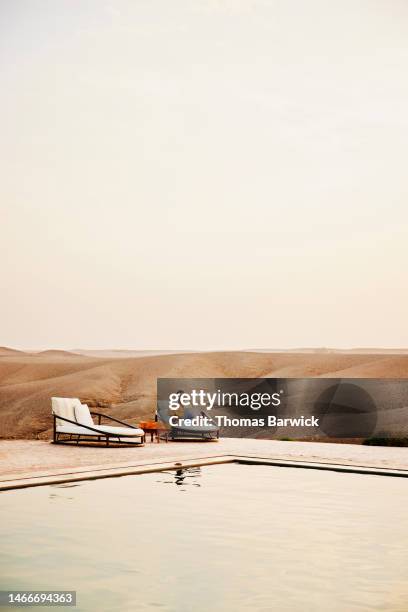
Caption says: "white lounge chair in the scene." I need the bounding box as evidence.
[51,397,145,446]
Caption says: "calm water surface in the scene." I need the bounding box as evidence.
[1,464,408,612]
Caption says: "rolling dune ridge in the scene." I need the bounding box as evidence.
[0,349,407,439]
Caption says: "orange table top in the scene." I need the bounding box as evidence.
[139,421,168,430]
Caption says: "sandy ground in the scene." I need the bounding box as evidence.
[1,438,408,483]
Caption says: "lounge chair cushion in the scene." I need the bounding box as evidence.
[177,424,219,433]
[52,397,81,427]
[74,403,94,427]
[56,424,99,436]
[157,401,218,434]
[56,424,144,437]
[95,425,144,436]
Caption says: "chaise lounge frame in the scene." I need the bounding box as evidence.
[53,411,146,447]
[156,405,219,441]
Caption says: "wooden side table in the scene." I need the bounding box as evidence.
[139,421,169,443]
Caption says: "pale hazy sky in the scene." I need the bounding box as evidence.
[1,0,408,350]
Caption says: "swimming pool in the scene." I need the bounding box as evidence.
[1,464,408,611]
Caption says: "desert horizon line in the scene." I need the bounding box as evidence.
[2,345,408,354]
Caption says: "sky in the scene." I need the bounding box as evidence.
[1,0,408,350]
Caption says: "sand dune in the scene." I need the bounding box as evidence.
[0,350,407,439]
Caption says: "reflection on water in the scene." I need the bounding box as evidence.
[158,467,202,490]
[1,464,408,612]
[49,482,80,502]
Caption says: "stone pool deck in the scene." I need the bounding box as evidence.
[1,438,408,490]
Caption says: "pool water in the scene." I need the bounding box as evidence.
[1,464,408,612]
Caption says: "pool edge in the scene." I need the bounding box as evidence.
[2,454,408,491]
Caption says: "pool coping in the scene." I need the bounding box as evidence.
[1,453,408,491]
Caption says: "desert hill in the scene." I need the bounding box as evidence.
[0,350,407,439]
[72,349,197,358]
[0,346,29,356]
[35,350,82,357]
